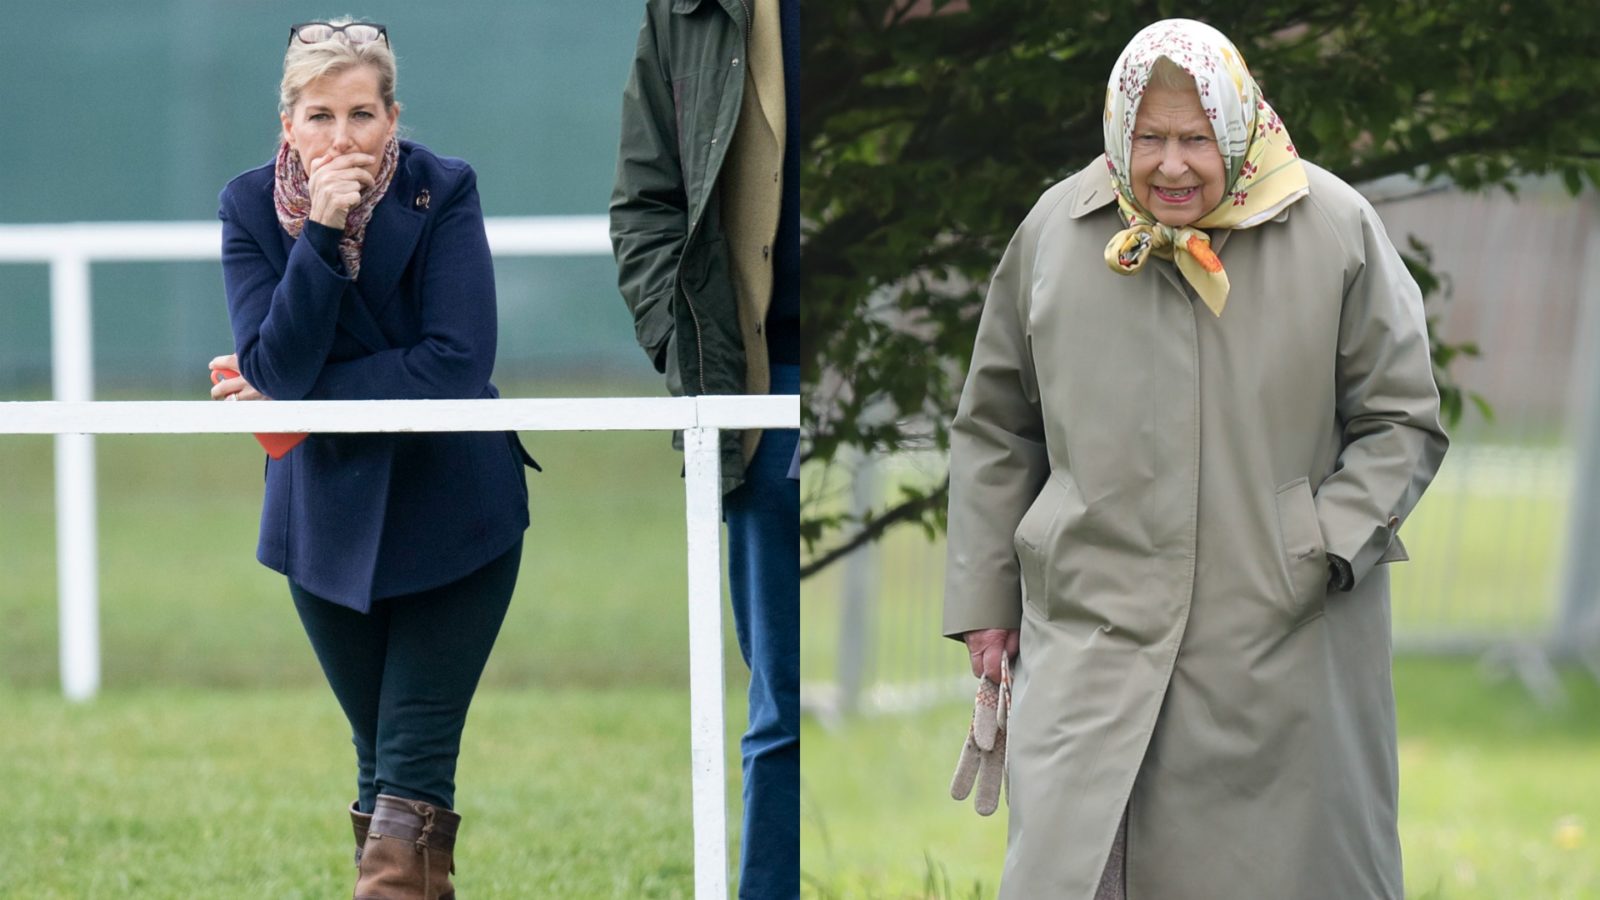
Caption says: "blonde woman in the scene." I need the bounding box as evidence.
[210,20,536,896]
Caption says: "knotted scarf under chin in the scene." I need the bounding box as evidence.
[1106,220,1228,315]
[273,136,399,279]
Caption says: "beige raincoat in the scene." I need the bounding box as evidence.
[943,157,1448,899]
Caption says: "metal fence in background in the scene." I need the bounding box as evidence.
[802,182,1600,722]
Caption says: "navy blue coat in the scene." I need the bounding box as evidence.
[219,140,534,612]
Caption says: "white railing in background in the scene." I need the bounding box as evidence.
[0,217,783,900]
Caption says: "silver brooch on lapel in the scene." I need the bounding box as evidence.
[413,189,430,211]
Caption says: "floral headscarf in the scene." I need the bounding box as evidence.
[273,136,400,279]
[1101,19,1308,316]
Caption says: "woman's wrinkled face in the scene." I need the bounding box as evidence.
[1129,83,1226,228]
[280,65,396,178]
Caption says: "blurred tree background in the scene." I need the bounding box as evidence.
[799,0,1600,575]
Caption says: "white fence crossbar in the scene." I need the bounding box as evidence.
[0,217,788,900]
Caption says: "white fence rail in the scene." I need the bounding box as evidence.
[0,217,785,900]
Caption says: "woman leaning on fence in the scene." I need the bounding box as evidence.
[207,19,537,896]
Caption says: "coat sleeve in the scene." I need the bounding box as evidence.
[299,168,497,400]
[1316,199,1449,588]
[220,185,348,402]
[609,4,686,374]
[943,217,1052,639]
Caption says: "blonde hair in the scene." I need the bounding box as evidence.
[278,17,398,117]
[1147,56,1196,93]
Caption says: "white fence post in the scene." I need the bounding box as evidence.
[49,253,99,702]
[682,425,730,899]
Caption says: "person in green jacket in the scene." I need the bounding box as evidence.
[610,1,800,897]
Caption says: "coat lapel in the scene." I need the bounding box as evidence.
[335,285,394,354]
[353,186,425,320]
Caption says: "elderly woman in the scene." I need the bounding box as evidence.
[208,20,536,896]
[944,18,1448,900]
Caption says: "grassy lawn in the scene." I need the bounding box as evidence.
[0,397,758,897]
[800,659,1600,899]
[0,684,745,898]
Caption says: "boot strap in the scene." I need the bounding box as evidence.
[369,811,457,854]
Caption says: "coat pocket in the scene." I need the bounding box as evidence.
[1013,473,1070,617]
[678,234,744,397]
[1273,477,1328,623]
[664,326,684,397]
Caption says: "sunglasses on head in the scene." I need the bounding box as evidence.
[288,22,388,47]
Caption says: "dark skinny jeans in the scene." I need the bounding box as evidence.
[290,538,522,813]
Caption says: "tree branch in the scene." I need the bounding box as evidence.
[800,478,949,580]
[1338,89,1592,184]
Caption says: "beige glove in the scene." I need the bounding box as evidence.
[950,654,1011,815]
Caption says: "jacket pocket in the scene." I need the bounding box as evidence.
[1014,473,1070,616]
[664,326,684,397]
[633,289,675,374]
[678,233,743,396]
[1274,477,1328,623]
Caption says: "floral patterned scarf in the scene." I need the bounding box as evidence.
[273,136,399,279]
[1101,19,1308,317]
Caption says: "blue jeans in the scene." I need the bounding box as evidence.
[725,363,799,899]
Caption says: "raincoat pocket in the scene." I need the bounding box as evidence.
[1274,476,1328,623]
[1014,472,1071,617]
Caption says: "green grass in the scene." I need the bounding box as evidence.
[0,396,757,896]
[0,684,742,897]
[799,658,1600,899]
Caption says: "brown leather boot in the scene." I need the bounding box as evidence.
[355,794,460,900]
[350,801,373,867]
